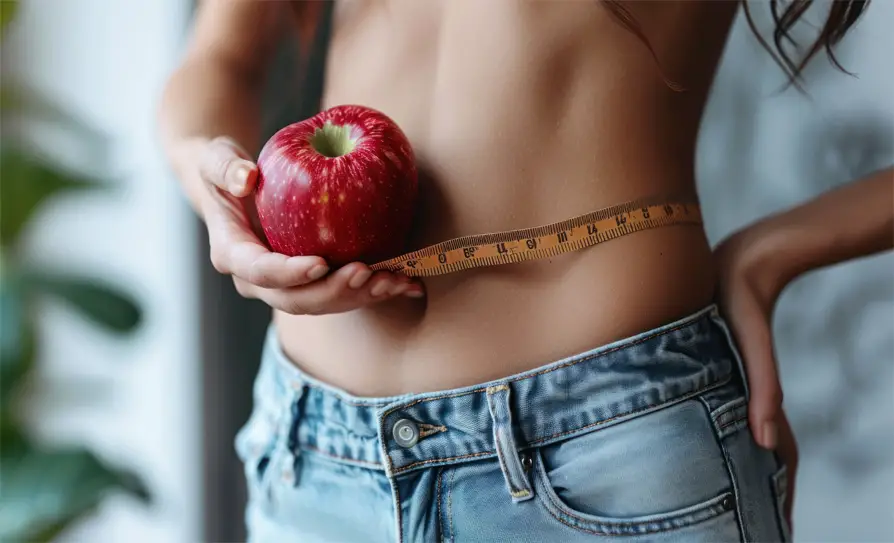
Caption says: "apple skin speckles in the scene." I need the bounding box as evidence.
[254,105,418,267]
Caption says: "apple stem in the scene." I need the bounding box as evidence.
[310,121,356,158]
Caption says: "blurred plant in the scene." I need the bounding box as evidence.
[0,1,150,541]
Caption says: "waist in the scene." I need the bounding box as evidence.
[274,221,717,395]
[255,304,743,475]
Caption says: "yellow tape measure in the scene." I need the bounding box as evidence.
[370,196,703,277]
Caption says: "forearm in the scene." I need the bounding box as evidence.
[158,55,264,215]
[735,167,894,291]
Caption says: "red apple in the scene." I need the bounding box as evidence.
[255,105,418,267]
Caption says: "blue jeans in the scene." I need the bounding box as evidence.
[235,305,791,542]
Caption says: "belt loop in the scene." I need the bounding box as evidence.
[486,383,533,503]
[282,379,307,488]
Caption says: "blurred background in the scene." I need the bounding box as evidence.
[0,1,891,542]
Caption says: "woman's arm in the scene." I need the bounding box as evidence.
[727,166,893,298]
[156,1,424,311]
[717,166,893,444]
[715,166,892,528]
[157,0,287,215]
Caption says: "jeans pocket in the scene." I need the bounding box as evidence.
[771,463,792,542]
[531,448,736,536]
[530,398,738,536]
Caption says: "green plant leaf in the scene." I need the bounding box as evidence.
[0,446,151,542]
[0,0,19,34]
[0,149,104,247]
[0,268,34,410]
[0,83,111,150]
[28,273,142,334]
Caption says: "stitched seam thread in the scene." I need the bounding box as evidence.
[541,495,729,536]
[536,450,731,534]
[390,375,728,474]
[392,476,403,543]
[718,414,748,431]
[381,316,707,419]
[436,469,444,543]
[528,376,729,446]
[700,396,747,543]
[392,450,494,475]
[493,429,525,496]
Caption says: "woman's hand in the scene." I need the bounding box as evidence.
[195,136,425,314]
[714,228,798,526]
[714,168,894,531]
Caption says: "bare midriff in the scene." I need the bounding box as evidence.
[273,0,741,396]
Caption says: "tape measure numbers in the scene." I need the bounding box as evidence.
[370,197,702,277]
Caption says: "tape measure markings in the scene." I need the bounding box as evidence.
[370,197,701,277]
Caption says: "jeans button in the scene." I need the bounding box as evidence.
[721,495,735,510]
[520,452,533,471]
[393,419,419,448]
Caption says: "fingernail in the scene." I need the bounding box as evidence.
[307,264,329,281]
[404,289,424,298]
[389,283,410,296]
[370,281,389,297]
[761,422,778,449]
[232,164,251,191]
[348,269,373,289]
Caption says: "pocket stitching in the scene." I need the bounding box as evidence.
[532,448,735,535]
[527,374,732,448]
[771,464,791,541]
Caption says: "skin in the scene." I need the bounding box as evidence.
[158,0,894,529]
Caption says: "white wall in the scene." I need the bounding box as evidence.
[3,1,201,542]
[700,3,894,541]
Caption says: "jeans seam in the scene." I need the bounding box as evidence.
[494,432,531,498]
[381,316,708,420]
[699,396,746,543]
[771,464,791,541]
[391,475,403,543]
[436,469,445,543]
[390,375,729,475]
[718,414,748,432]
[448,469,455,542]
[528,375,730,446]
[392,450,495,475]
[539,489,734,536]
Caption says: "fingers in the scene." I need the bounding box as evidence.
[732,295,784,450]
[232,263,425,315]
[198,136,258,197]
[231,243,330,288]
[205,203,328,288]
[777,410,799,529]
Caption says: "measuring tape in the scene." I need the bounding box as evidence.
[370,196,703,277]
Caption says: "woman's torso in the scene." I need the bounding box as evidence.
[273,0,741,396]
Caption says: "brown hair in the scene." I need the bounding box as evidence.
[604,0,871,91]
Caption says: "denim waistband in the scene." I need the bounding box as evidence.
[260,304,741,478]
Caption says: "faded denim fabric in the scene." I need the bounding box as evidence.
[235,305,791,542]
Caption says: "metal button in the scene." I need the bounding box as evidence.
[721,495,735,510]
[521,453,533,471]
[393,418,419,448]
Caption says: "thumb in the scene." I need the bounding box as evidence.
[199,136,258,198]
[730,295,783,450]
